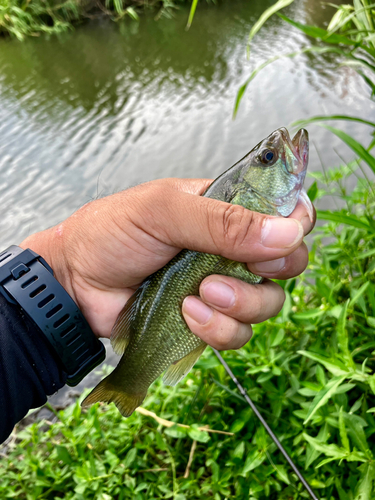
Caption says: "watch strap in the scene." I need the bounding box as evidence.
[0,246,105,386]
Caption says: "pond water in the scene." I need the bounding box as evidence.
[0,0,374,401]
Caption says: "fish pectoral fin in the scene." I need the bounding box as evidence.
[212,258,262,285]
[81,375,146,418]
[163,343,207,387]
[111,288,141,355]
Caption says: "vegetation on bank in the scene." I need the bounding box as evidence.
[0,0,195,40]
[1,1,375,499]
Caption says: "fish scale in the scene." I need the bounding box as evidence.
[82,127,310,417]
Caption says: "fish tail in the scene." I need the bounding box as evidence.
[81,376,147,417]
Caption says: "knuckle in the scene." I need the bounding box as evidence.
[219,205,257,253]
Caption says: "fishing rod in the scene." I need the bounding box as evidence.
[213,348,319,500]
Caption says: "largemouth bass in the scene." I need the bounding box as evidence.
[82,127,310,417]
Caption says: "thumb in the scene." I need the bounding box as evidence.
[124,178,304,264]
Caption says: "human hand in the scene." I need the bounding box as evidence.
[20,178,315,350]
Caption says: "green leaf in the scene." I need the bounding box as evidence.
[337,299,352,364]
[339,407,350,452]
[298,350,350,376]
[232,442,245,460]
[355,463,375,500]
[358,248,375,259]
[343,413,370,456]
[165,425,188,439]
[305,422,329,468]
[278,13,362,46]
[307,181,318,202]
[303,433,347,459]
[123,448,137,468]
[56,445,73,465]
[304,375,347,424]
[241,449,266,475]
[317,210,372,231]
[350,282,371,308]
[320,124,375,175]
[187,425,210,443]
[369,374,375,395]
[292,308,325,320]
[247,0,294,57]
[270,329,285,347]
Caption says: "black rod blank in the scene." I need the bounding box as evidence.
[212,348,319,500]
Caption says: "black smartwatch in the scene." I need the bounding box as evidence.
[0,245,105,386]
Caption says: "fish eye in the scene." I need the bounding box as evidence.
[260,149,277,165]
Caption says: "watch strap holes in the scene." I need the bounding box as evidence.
[61,324,76,338]
[53,313,70,329]
[21,275,38,289]
[38,294,55,308]
[66,332,81,346]
[76,348,90,362]
[45,303,63,319]
[29,284,46,298]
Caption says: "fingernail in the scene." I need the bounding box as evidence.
[201,281,235,308]
[252,257,285,274]
[183,296,213,325]
[261,218,303,248]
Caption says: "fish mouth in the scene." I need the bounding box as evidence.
[291,128,309,172]
[278,127,309,175]
[266,127,310,215]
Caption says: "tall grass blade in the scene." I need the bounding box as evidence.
[277,13,360,46]
[186,0,199,29]
[246,0,294,58]
[320,124,375,174]
[292,115,375,129]
[234,46,336,117]
[316,211,373,231]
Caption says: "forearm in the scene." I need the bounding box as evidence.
[0,295,66,444]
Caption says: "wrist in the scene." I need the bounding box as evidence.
[20,227,77,305]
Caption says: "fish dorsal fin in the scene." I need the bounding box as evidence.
[163,343,207,387]
[110,289,140,356]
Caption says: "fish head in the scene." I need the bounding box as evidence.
[239,127,310,217]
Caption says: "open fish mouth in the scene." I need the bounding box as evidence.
[277,127,309,175]
[270,127,313,220]
[291,128,309,171]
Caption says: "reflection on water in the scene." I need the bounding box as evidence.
[0,0,374,245]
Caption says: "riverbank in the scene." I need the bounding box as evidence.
[0,0,191,40]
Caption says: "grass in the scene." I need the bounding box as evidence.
[0,0,200,40]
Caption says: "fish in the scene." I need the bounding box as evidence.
[82,127,311,417]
